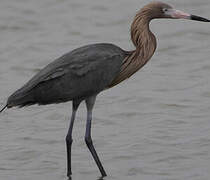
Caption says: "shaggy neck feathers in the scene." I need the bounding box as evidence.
[109,8,157,87]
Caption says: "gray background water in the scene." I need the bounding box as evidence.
[0,0,210,180]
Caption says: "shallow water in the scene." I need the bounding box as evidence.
[0,0,210,180]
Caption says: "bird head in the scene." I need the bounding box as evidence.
[143,1,210,22]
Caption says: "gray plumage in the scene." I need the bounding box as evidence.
[2,1,210,177]
[7,43,126,107]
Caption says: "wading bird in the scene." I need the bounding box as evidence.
[1,1,210,178]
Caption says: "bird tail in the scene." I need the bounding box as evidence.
[6,89,35,108]
[0,90,35,113]
[0,104,7,113]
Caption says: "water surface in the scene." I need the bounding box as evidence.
[0,0,210,180]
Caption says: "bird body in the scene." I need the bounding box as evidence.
[6,3,162,108]
[1,1,210,178]
[7,43,126,107]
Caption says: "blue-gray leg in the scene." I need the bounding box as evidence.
[85,95,107,177]
[66,100,81,177]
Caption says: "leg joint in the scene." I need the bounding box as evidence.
[66,135,73,144]
[85,136,93,145]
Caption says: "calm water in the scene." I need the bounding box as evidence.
[0,0,210,180]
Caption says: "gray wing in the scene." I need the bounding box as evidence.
[8,43,126,106]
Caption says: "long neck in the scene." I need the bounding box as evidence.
[130,10,156,59]
[108,10,156,88]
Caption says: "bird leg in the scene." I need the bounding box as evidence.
[66,100,81,177]
[85,95,107,177]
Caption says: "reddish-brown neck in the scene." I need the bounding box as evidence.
[108,10,157,88]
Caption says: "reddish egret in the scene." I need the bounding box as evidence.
[1,1,210,178]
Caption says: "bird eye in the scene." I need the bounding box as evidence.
[163,8,168,12]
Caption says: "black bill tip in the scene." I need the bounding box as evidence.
[191,15,210,22]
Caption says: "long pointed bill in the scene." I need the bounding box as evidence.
[167,9,210,22]
[191,15,210,22]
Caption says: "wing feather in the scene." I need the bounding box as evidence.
[8,43,126,106]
